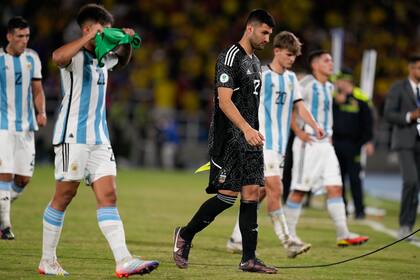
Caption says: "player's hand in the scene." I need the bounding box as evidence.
[244,128,264,146]
[87,23,104,39]
[314,126,324,140]
[410,109,420,121]
[36,113,47,127]
[364,142,375,156]
[296,129,312,144]
[122,28,135,37]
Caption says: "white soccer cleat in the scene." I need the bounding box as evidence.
[226,238,243,253]
[115,256,159,278]
[38,258,69,276]
[284,237,311,258]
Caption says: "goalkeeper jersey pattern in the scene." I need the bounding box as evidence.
[209,43,262,156]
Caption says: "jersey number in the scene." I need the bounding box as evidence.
[253,79,261,95]
[97,70,105,85]
[15,72,22,85]
[275,91,287,105]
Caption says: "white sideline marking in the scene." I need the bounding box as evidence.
[361,220,420,248]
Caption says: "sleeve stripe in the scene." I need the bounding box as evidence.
[227,49,239,67]
[224,45,238,66]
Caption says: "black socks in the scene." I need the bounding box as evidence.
[239,200,258,262]
[180,193,236,242]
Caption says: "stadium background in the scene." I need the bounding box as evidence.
[1,0,419,170]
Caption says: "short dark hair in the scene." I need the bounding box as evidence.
[273,31,302,56]
[76,4,114,27]
[246,9,275,28]
[408,54,420,64]
[308,50,330,66]
[7,16,29,33]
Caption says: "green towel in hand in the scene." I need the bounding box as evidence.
[95,27,141,67]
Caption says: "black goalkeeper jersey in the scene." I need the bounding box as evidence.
[209,43,262,156]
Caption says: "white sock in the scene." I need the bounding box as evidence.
[97,207,131,264]
[327,197,350,240]
[0,181,12,229]
[10,182,24,202]
[284,200,302,238]
[42,205,65,260]
[230,214,242,242]
[269,208,290,244]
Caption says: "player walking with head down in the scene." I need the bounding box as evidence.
[173,9,278,274]
[0,16,47,240]
[285,50,369,247]
[38,4,159,277]
[227,31,323,258]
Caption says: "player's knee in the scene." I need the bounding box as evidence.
[288,190,305,203]
[326,186,342,198]
[14,176,30,188]
[241,186,260,201]
[99,189,117,206]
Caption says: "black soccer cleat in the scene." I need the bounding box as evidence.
[173,226,192,269]
[0,227,15,240]
[239,258,277,274]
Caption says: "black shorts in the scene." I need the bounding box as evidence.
[206,148,264,194]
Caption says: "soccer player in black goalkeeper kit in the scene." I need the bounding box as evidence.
[172,9,277,274]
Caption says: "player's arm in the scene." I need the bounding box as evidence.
[290,110,312,143]
[218,87,264,146]
[31,80,47,127]
[52,23,103,68]
[294,100,324,139]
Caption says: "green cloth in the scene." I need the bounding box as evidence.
[95,27,141,67]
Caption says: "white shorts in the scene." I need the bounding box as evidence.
[291,137,342,193]
[263,149,284,177]
[54,143,116,186]
[0,130,35,176]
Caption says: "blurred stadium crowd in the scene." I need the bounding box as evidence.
[1,0,419,168]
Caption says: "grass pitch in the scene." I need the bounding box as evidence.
[0,165,419,279]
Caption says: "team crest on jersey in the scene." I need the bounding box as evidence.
[219,73,229,83]
[218,170,227,183]
[70,163,78,172]
[0,159,2,166]
[27,63,32,70]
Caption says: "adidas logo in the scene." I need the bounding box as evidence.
[246,69,252,75]
[69,133,74,138]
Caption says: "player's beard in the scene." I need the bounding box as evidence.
[250,39,266,51]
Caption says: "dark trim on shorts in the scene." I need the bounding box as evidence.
[62,143,69,172]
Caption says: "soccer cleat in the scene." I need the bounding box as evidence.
[0,227,15,240]
[115,256,159,278]
[173,226,192,269]
[226,238,243,253]
[337,233,369,247]
[38,258,69,276]
[239,258,277,274]
[284,237,311,258]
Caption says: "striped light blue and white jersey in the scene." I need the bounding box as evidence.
[299,74,334,137]
[0,48,42,131]
[259,66,302,156]
[52,50,118,145]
